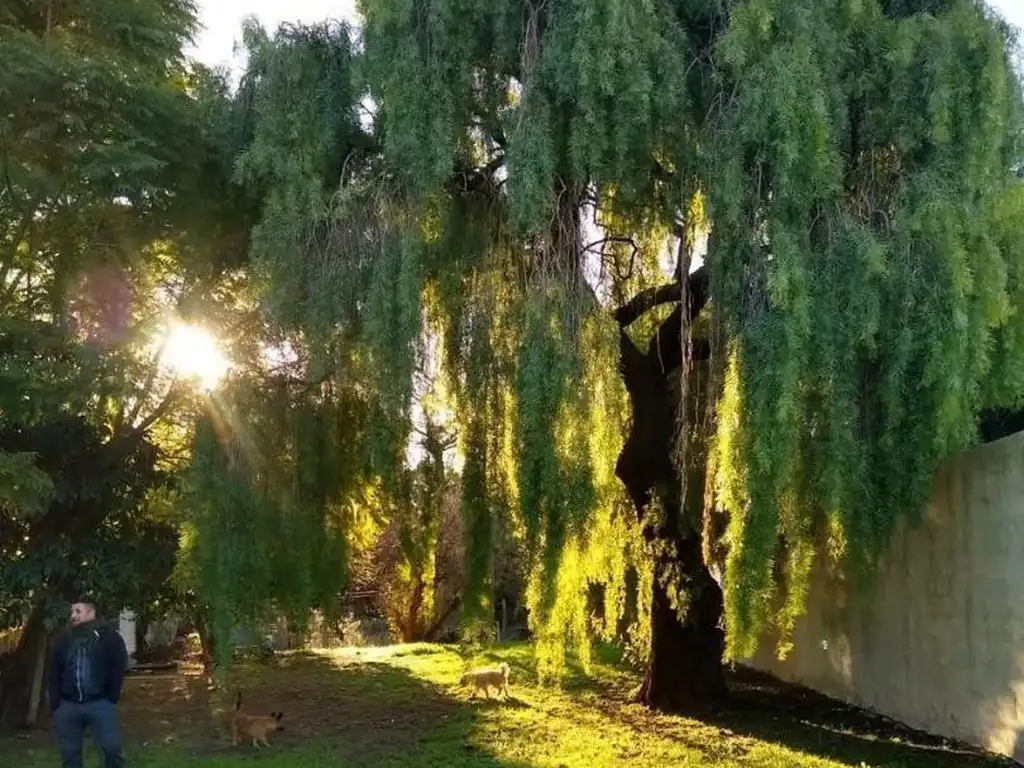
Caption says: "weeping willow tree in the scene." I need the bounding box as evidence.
[175,19,387,665]
[182,16,649,673]
[195,0,1024,713]
[179,375,354,653]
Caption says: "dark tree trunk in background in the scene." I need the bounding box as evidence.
[423,596,461,642]
[193,608,216,683]
[403,575,427,642]
[0,605,52,730]
[134,608,149,653]
[614,267,727,714]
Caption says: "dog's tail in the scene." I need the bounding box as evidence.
[234,691,243,712]
[499,662,511,675]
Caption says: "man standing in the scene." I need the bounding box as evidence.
[48,599,129,768]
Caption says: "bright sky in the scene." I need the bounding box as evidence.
[995,0,1024,31]
[188,1,1024,72]
[187,0,358,71]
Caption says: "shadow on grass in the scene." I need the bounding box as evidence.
[0,652,534,768]
[464,695,530,710]
[209,652,536,767]
[555,643,1011,768]
[709,666,1012,768]
[4,641,1012,767]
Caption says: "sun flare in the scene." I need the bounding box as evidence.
[161,323,230,391]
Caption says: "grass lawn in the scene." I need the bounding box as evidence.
[0,642,1011,767]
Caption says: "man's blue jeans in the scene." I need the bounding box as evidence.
[52,699,124,768]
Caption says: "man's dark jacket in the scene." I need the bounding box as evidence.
[48,621,128,712]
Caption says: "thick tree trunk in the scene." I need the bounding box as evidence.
[25,627,48,727]
[636,527,727,712]
[614,267,726,714]
[403,576,426,642]
[134,609,148,654]
[0,606,52,730]
[979,407,1024,443]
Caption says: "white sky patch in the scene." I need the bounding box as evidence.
[187,0,359,72]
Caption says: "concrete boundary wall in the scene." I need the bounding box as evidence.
[747,432,1024,761]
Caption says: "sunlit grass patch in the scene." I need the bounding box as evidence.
[2,641,1007,767]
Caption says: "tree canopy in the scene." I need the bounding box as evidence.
[2,0,1023,721]
[205,0,1023,672]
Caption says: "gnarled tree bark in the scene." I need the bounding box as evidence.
[614,266,727,714]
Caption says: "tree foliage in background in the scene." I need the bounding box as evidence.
[177,377,353,665]
[356,418,464,643]
[171,21,373,665]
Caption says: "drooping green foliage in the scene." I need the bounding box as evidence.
[216,0,1023,684]
[175,21,413,652]
[219,9,647,663]
[234,19,364,331]
[351,0,1024,666]
[234,19,423,482]
[708,0,1024,657]
[179,379,354,662]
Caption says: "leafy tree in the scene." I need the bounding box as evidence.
[0,452,55,519]
[0,0,251,726]
[202,0,1024,715]
[352,0,1024,711]
[177,378,353,662]
[172,19,378,666]
[0,321,179,726]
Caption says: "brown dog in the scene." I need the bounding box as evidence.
[231,692,284,748]
[460,661,511,699]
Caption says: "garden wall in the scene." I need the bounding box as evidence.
[748,431,1024,761]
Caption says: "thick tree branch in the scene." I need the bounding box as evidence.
[129,382,183,437]
[584,236,639,255]
[614,266,712,329]
[472,113,508,149]
[482,154,505,176]
[118,350,168,432]
[648,306,711,374]
[447,154,505,196]
[613,265,710,328]
[615,283,681,327]
[423,596,462,642]
[618,328,649,397]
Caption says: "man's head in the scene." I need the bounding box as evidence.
[69,600,96,626]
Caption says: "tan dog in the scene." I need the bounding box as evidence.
[231,691,284,748]
[460,661,511,699]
